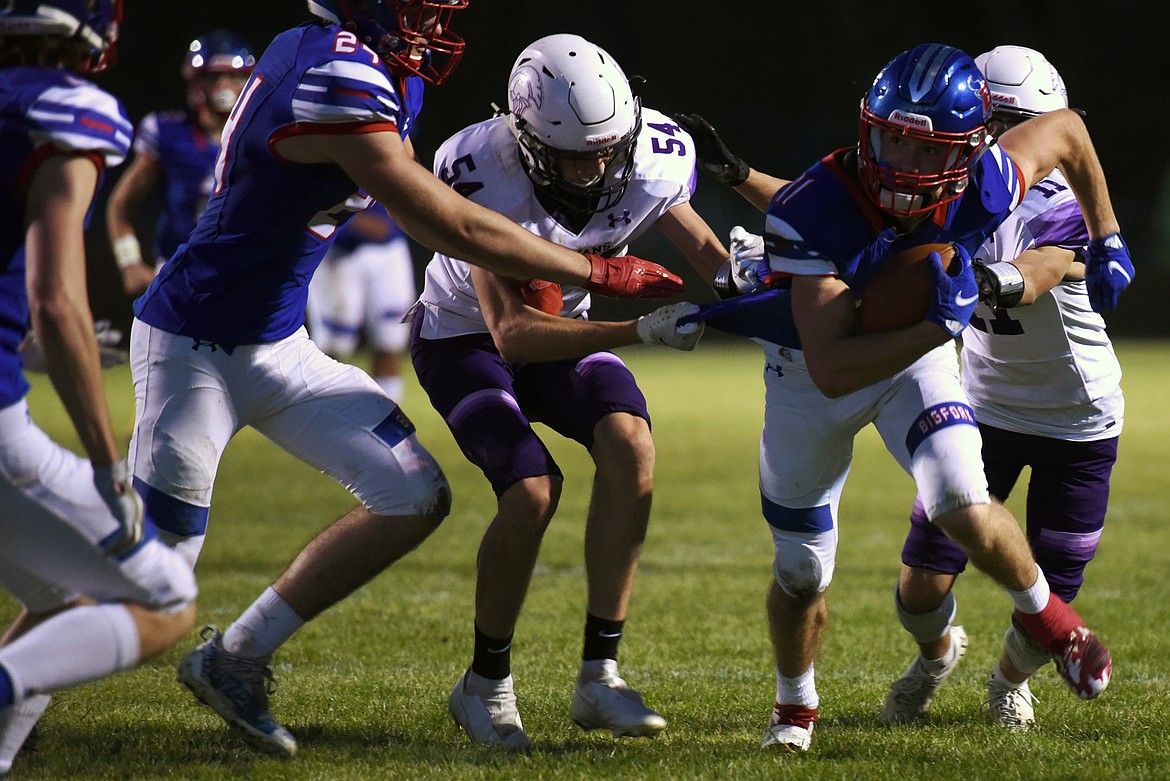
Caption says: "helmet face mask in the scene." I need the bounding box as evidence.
[183,31,256,114]
[306,0,468,85]
[858,43,991,217]
[0,0,123,73]
[506,34,641,216]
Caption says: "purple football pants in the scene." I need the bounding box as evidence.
[900,422,1118,602]
[410,318,649,498]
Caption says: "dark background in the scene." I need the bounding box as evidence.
[87,0,1169,335]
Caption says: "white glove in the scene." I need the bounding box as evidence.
[93,459,145,556]
[635,302,705,351]
[94,320,129,368]
[728,226,768,293]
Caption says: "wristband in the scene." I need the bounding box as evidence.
[112,234,143,270]
[980,261,1025,309]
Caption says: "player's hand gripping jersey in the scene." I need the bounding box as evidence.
[134,22,423,348]
[0,67,132,407]
[416,108,697,338]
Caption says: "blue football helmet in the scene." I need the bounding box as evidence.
[858,43,991,216]
[0,0,122,73]
[183,30,256,113]
[306,0,468,85]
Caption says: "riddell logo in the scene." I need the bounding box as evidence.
[990,91,1019,106]
[888,110,933,131]
[586,133,618,146]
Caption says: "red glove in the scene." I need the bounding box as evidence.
[519,279,563,315]
[581,253,684,299]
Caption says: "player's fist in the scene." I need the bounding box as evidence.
[670,112,749,187]
[636,302,705,351]
[519,279,563,315]
[926,243,978,337]
[1085,232,1134,312]
[583,253,683,299]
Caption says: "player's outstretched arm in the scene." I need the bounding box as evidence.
[998,110,1133,311]
[276,130,682,299]
[671,112,790,212]
[654,202,728,287]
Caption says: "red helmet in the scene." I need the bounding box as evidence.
[307,0,468,85]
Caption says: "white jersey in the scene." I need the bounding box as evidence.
[961,170,1124,440]
[416,108,695,338]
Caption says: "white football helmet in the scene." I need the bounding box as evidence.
[506,33,640,215]
[975,45,1075,120]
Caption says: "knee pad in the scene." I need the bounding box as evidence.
[894,583,956,644]
[770,526,836,599]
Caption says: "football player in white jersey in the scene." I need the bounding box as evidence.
[880,45,1125,733]
[138,2,688,759]
[0,3,197,775]
[411,34,723,749]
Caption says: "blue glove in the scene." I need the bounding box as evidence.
[926,243,978,338]
[1084,233,1134,312]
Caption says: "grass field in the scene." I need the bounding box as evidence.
[3,338,1168,780]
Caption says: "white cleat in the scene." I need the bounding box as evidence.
[448,669,532,751]
[760,703,817,752]
[880,625,968,725]
[987,675,1038,732]
[570,660,666,738]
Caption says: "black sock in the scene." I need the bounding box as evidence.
[471,623,513,680]
[583,612,624,662]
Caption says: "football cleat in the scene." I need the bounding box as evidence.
[1013,597,1111,699]
[177,626,297,757]
[448,669,531,751]
[986,676,1038,732]
[880,625,968,725]
[760,703,817,752]
[570,660,666,738]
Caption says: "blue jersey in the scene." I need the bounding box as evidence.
[0,66,132,407]
[751,143,1025,348]
[134,22,424,347]
[132,111,220,261]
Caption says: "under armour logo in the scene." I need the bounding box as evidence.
[191,339,219,352]
[765,362,784,378]
[607,210,632,227]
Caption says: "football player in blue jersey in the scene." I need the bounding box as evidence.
[674,43,1130,752]
[0,2,197,775]
[129,0,689,757]
[880,45,1126,733]
[105,31,256,297]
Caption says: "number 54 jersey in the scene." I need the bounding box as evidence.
[415,108,697,339]
[134,21,423,349]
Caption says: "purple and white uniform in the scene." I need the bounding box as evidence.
[128,22,445,557]
[411,109,694,495]
[0,66,194,612]
[129,110,220,263]
[901,170,1123,600]
[755,143,1025,597]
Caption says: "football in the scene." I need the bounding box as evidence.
[855,243,958,334]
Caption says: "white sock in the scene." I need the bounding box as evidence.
[0,605,138,696]
[1008,564,1050,614]
[990,663,1027,689]
[222,587,305,659]
[776,664,819,708]
[375,376,404,403]
[0,693,50,771]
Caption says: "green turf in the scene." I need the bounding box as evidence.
[3,338,1167,780]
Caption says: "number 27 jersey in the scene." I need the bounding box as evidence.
[134,22,423,348]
